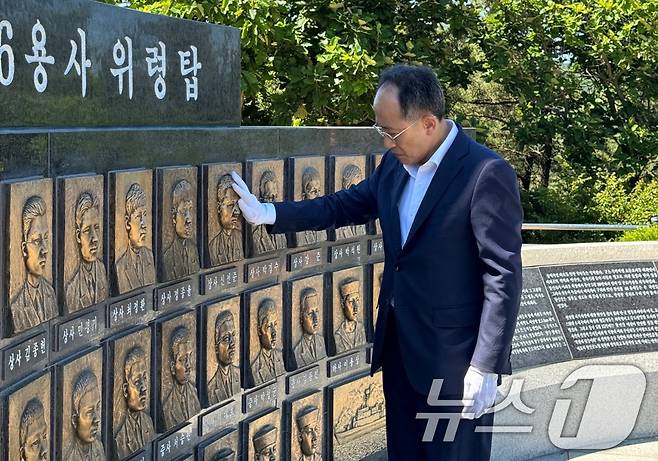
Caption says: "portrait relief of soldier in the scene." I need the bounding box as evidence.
[249,286,285,386]
[207,302,241,405]
[112,329,155,460]
[63,370,105,461]
[160,170,200,281]
[294,405,323,461]
[293,159,326,247]
[7,179,57,335]
[250,166,287,255]
[334,159,367,240]
[160,318,201,430]
[202,428,239,461]
[64,182,108,313]
[9,373,50,461]
[207,171,244,266]
[252,424,277,461]
[292,284,326,368]
[333,275,367,354]
[113,172,156,294]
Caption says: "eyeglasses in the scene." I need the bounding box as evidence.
[372,119,420,143]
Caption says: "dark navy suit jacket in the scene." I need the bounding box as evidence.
[270,125,523,397]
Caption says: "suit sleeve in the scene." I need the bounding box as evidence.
[268,155,384,234]
[468,158,523,375]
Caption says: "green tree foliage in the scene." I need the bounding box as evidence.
[108,0,481,125]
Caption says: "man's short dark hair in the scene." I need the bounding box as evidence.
[378,64,445,120]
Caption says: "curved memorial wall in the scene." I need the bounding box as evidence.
[492,242,658,461]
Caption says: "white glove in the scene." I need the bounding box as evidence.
[230,171,276,226]
[460,365,497,419]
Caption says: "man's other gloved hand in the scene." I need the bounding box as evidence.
[230,171,276,225]
[460,365,497,419]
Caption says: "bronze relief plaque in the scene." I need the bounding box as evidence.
[111,328,155,460]
[206,297,241,406]
[332,155,367,241]
[245,408,280,461]
[59,348,105,461]
[247,284,285,387]
[372,262,384,333]
[288,274,326,370]
[288,391,323,461]
[246,159,287,257]
[159,311,201,431]
[110,169,156,295]
[157,166,200,283]
[330,373,386,461]
[203,162,244,268]
[330,267,367,355]
[60,174,108,314]
[290,156,326,247]
[3,177,56,336]
[6,372,51,461]
[201,429,239,461]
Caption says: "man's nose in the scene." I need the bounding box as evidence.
[139,215,146,229]
[38,438,47,459]
[184,209,192,223]
[89,227,98,243]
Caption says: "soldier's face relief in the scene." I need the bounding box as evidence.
[259,313,277,350]
[126,205,148,249]
[342,292,359,321]
[256,444,276,461]
[23,215,49,277]
[173,199,194,239]
[125,360,148,412]
[219,187,241,231]
[216,319,236,365]
[299,424,318,456]
[301,296,319,335]
[171,340,193,385]
[74,387,101,443]
[302,178,320,200]
[21,415,48,461]
[260,180,277,203]
[78,207,100,263]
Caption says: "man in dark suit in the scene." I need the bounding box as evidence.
[232,64,523,460]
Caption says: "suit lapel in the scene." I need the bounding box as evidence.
[388,164,408,255]
[403,128,469,249]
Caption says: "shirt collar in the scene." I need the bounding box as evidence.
[403,119,458,178]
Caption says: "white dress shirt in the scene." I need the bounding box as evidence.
[398,119,458,247]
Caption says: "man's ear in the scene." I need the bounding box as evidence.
[21,240,27,259]
[71,410,78,430]
[75,227,82,245]
[122,381,128,399]
[125,214,131,232]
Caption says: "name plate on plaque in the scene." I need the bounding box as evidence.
[108,291,152,329]
[288,248,323,272]
[330,241,363,264]
[245,257,281,284]
[369,238,384,256]
[156,424,195,461]
[243,381,278,414]
[2,331,49,381]
[286,365,322,394]
[203,266,239,295]
[56,308,104,352]
[199,400,239,436]
[156,278,197,310]
[328,350,366,377]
